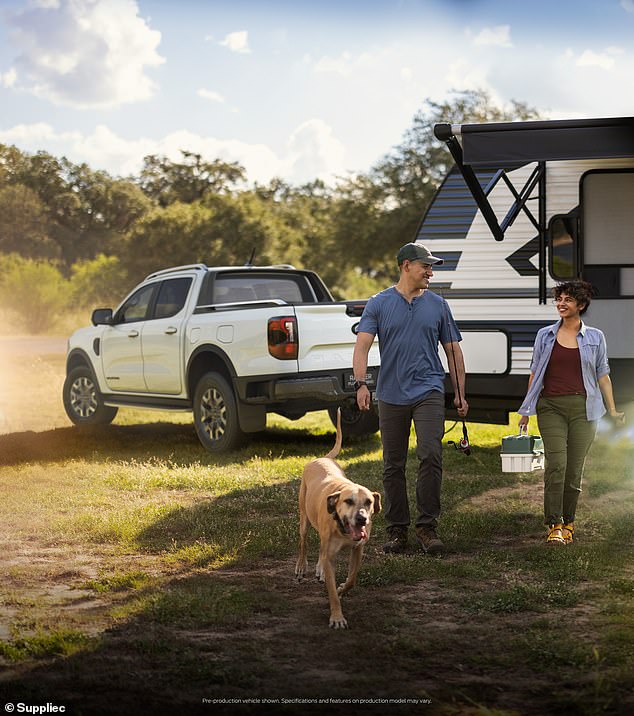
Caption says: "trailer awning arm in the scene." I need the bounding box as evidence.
[434,123,546,242]
[434,125,505,241]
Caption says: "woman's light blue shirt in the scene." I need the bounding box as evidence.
[518,320,610,421]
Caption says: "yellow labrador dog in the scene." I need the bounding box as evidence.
[295,409,381,629]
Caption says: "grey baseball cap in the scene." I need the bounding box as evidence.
[397,242,443,266]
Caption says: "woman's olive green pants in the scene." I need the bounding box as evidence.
[536,395,597,525]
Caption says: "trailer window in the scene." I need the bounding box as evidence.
[549,215,576,280]
[581,170,634,298]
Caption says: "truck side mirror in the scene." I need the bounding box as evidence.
[91,308,114,326]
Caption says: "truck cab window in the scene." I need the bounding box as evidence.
[116,284,156,324]
[154,278,193,319]
[214,274,309,304]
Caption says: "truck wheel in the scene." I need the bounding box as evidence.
[193,372,246,453]
[63,366,118,426]
[328,403,379,438]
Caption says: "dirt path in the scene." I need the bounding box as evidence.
[0,335,67,356]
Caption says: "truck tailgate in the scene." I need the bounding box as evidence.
[294,304,380,372]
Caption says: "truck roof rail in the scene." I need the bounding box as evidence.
[144,264,209,281]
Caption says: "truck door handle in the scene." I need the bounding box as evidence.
[165,327,177,335]
[128,330,139,338]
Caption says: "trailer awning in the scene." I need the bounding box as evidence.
[435,117,634,166]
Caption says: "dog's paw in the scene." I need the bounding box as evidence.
[329,615,349,629]
[337,582,350,596]
[315,566,325,582]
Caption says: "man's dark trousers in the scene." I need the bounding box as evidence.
[378,391,445,530]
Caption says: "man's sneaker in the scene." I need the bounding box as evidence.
[561,523,574,545]
[546,523,565,546]
[415,526,444,554]
[383,527,408,554]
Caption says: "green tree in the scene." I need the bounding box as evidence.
[122,201,220,282]
[0,184,58,258]
[69,254,129,308]
[1,147,150,268]
[138,151,246,207]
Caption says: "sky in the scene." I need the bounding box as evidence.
[0,0,633,186]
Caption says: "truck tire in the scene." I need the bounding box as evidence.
[328,403,379,438]
[193,372,246,453]
[63,365,118,426]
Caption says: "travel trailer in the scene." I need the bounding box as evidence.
[416,117,634,424]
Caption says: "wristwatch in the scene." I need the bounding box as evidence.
[353,380,368,392]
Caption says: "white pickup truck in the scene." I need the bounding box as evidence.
[62,263,380,452]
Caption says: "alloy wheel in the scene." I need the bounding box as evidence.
[70,376,98,418]
[200,387,227,442]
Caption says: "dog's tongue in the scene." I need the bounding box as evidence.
[350,524,368,541]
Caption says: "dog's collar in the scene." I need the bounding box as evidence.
[333,511,348,535]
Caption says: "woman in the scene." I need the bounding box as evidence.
[518,280,625,545]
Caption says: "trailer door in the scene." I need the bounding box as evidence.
[580,169,634,361]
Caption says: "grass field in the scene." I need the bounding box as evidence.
[1,345,633,715]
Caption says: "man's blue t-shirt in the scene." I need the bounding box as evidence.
[358,287,461,405]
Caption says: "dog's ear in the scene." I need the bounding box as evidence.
[327,491,341,514]
[372,491,382,514]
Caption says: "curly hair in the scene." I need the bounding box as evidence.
[552,280,596,315]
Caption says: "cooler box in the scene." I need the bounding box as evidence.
[500,434,544,472]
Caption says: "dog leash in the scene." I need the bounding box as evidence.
[440,287,471,456]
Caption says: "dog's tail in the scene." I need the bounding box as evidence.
[325,407,343,459]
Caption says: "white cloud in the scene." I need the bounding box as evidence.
[6,0,164,109]
[576,49,616,70]
[0,119,347,186]
[621,0,634,13]
[313,50,376,77]
[473,25,513,48]
[0,121,80,144]
[1,68,17,88]
[220,31,251,54]
[445,59,493,95]
[197,88,225,103]
[285,119,346,184]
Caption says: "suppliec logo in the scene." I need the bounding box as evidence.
[351,322,360,335]
[4,705,66,714]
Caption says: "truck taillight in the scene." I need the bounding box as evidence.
[268,316,298,360]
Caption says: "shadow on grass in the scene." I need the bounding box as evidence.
[0,420,372,468]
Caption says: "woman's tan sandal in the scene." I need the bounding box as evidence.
[546,524,565,545]
[562,523,574,544]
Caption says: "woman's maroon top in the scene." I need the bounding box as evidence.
[542,340,586,397]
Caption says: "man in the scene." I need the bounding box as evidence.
[353,242,468,554]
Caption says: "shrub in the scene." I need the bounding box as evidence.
[70,253,129,308]
[0,253,70,333]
